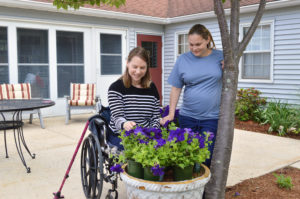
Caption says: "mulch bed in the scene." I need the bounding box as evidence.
[225,167,300,199]
[224,119,300,198]
[234,118,300,140]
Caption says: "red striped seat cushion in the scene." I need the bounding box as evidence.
[0,83,31,100]
[68,83,96,106]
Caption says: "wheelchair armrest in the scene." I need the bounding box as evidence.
[93,118,108,149]
[94,118,105,126]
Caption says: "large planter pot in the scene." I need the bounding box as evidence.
[120,164,211,199]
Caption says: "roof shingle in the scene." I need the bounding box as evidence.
[33,0,276,18]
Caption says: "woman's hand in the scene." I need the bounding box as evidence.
[160,115,174,126]
[123,121,136,131]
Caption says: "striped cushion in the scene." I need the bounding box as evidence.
[0,83,31,100]
[68,83,96,106]
[68,99,95,106]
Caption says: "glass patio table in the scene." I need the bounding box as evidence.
[0,99,55,173]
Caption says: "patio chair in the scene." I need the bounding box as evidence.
[65,83,100,124]
[0,83,45,128]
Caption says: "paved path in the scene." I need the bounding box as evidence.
[0,114,299,198]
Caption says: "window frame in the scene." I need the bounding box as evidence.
[174,30,189,62]
[16,27,50,98]
[55,29,85,98]
[239,20,274,83]
[0,26,9,83]
[96,29,126,76]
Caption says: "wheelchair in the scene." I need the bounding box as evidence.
[80,106,121,199]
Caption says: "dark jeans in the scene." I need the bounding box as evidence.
[107,127,124,151]
[179,114,218,168]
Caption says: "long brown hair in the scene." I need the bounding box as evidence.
[122,47,151,88]
[188,24,216,49]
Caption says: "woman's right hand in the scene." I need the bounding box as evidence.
[123,121,136,131]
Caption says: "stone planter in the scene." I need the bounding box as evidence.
[120,164,211,199]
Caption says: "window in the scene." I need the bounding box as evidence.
[142,41,157,68]
[0,27,9,84]
[17,28,49,98]
[56,31,84,97]
[241,24,272,80]
[177,33,189,56]
[100,34,122,75]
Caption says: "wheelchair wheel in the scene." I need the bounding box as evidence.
[81,134,104,199]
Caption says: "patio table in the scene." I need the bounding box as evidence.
[0,99,55,173]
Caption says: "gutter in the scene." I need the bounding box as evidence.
[0,0,299,25]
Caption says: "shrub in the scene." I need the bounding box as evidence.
[235,88,266,121]
[273,173,293,190]
[260,101,299,136]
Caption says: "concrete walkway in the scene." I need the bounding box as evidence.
[0,114,300,198]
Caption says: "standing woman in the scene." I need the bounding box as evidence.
[161,24,224,168]
[108,47,161,150]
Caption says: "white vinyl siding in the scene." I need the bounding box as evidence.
[238,8,300,105]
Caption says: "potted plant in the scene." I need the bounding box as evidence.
[110,106,213,198]
[117,121,212,181]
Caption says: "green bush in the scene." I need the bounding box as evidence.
[273,173,293,190]
[260,101,299,136]
[235,88,266,121]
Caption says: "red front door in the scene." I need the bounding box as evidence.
[137,34,162,104]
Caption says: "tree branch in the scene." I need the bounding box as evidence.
[214,0,234,70]
[230,0,240,61]
[237,0,266,59]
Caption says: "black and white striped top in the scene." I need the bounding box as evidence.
[108,79,160,134]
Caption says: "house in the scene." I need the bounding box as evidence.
[0,0,299,117]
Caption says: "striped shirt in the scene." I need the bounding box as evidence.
[108,79,160,134]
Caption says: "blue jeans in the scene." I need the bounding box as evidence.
[107,127,124,151]
[179,114,218,168]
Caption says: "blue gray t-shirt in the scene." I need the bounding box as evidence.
[168,49,223,120]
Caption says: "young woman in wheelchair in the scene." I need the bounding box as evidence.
[107,47,161,150]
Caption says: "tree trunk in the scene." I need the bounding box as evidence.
[205,0,266,198]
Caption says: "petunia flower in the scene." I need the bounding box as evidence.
[134,126,144,135]
[138,138,149,145]
[110,164,124,173]
[151,164,165,176]
[207,131,215,141]
[154,138,166,149]
[163,120,170,128]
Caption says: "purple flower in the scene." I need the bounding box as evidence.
[195,134,205,148]
[161,105,169,117]
[134,126,144,135]
[138,138,149,144]
[168,128,185,143]
[110,164,124,173]
[159,108,164,115]
[163,120,170,128]
[154,138,166,148]
[207,131,215,141]
[124,129,134,137]
[234,192,240,196]
[151,164,165,176]
[153,128,162,139]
